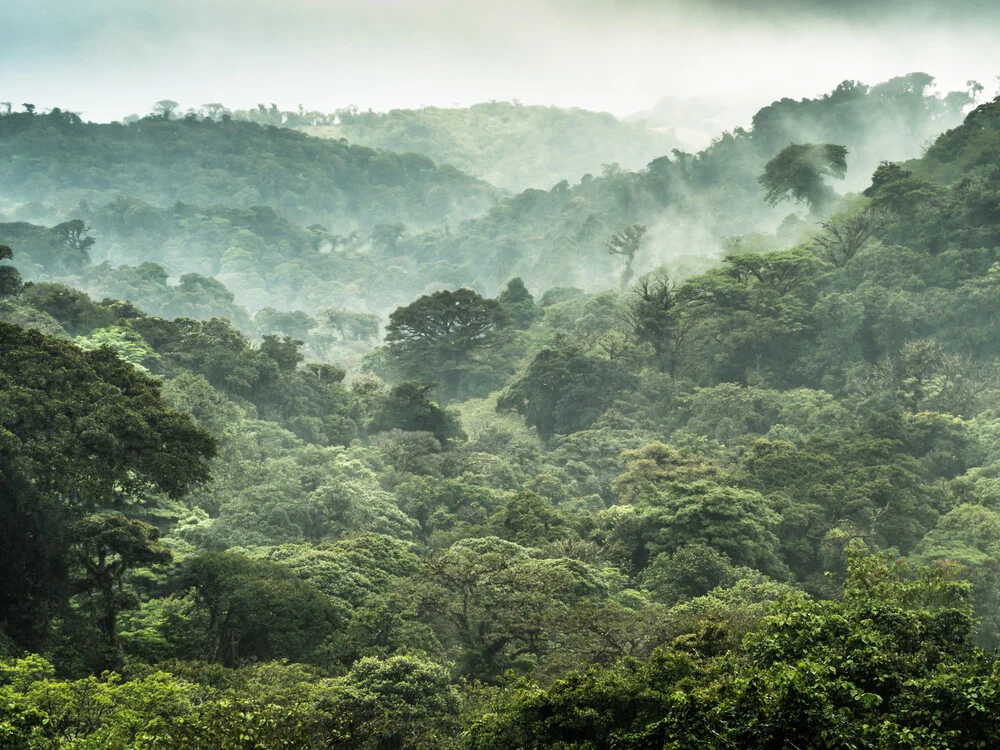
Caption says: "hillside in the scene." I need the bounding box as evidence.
[298,101,687,191]
[4,92,1000,746]
[368,73,977,295]
[0,110,500,232]
[0,74,973,330]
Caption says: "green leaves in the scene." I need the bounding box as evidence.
[759,143,848,213]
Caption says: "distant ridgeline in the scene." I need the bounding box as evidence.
[3,87,1000,748]
[0,107,499,230]
[0,74,977,323]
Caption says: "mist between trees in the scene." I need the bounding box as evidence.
[3,73,1000,747]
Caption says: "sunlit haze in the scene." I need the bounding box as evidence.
[3,0,999,126]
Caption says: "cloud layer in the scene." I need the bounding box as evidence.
[3,0,998,123]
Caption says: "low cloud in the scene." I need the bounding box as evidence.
[2,0,998,124]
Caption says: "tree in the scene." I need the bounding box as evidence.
[497,277,540,329]
[811,206,888,266]
[370,222,406,254]
[384,289,506,398]
[253,307,316,340]
[412,537,609,678]
[619,269,695,373]
[758,143,848,213]
[69,513,172,672]
[645,481,787,578]
[0,244,23,298]
[320,307,380,342]
[52,220,96,253]
[497,343,637,439]
[176,552,337,667]
[151,100,180,120]
[332,654,461,748]
[369,381,465,447]
[0,323,216,652]
[605,224,647,290]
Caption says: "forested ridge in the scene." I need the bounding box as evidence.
[0,74,975,323]
[2,81,1000,748]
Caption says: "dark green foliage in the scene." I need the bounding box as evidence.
[498,344,637,438]
[175,552,338,667]
[0,244,23,298]
[497,277,540,329]
[759,142,848,213]
[69,513,172,672]
[369,381,465,446]
[0,322,215,652]
[383,288,508,400]
[18,282,118,334]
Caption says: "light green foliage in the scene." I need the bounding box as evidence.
[303,101,685,191]
[75,324,162,371]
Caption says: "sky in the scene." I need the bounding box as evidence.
[2,0,999,126]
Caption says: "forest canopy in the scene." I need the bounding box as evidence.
[2,67,1000,748]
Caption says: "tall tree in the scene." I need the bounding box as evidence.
[384,288,506,398]
[70,513,172,672]
[0,244,23,298]
[0,323,216,652]
[758,143,848,213]
[605,224,647,290]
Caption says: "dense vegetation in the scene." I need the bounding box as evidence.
[0,74,975,326]
[2,79,1000,747]
[161,99,687,191]
[301,102,686,191]
[0,108,498,230]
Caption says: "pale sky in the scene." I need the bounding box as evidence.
[2,0,998,124]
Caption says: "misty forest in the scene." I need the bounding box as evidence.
[5,2,1000,746]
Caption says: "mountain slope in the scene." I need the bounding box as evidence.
[300,101,686,191]
[0,111,500,231]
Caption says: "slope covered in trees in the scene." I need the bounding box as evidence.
[300,101,687,191]
[0,75,976,327]
[0,109,499,231]
[2,86,1000,747]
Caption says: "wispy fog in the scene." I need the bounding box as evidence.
[3,0,998,125]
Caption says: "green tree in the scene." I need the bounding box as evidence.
[332,654,460,748]
[369,381,465,447]
[176,552,337,667]
[384,289,506,398]
[759,143,848,213]
[497,343,636,439]
[605,223,647,290]
[0,244,23,298]
[69,513,172,672]
[619,269,694,373]
[151,99,180,119]
[0,324,215,652]
[497,277,540,329]
[370,222,406,254]
[320,306,380,342]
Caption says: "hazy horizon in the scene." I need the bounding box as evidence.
[3,0,999,127]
